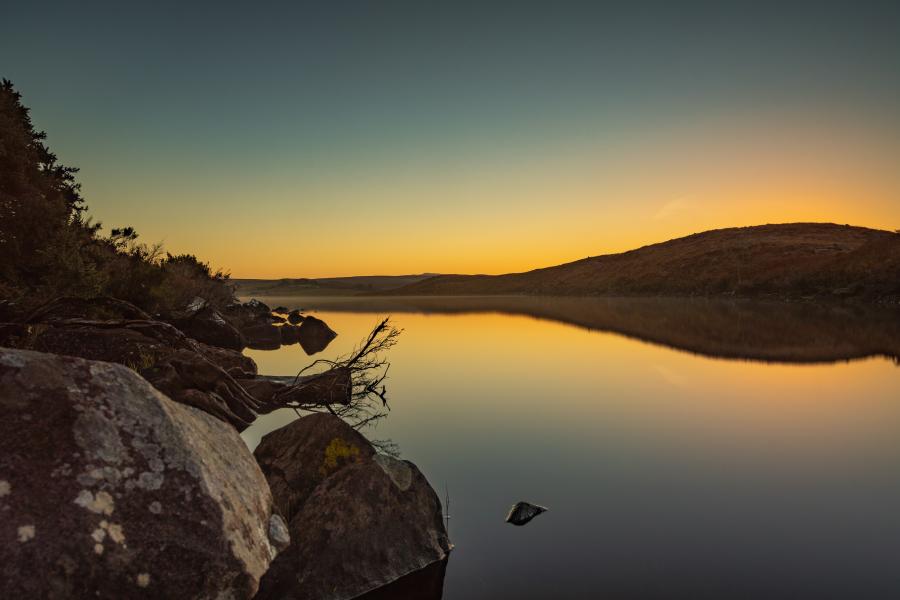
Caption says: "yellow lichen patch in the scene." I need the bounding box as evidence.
[319,438,362,476]
[125,350,157,373]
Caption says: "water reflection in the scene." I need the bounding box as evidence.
[245,295,900,364]
[240,296,900,599]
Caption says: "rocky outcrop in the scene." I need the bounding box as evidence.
[253,414,451,600]
[167,305,246,351]
[25,296,151,323]
[0,348,284,599]
[0,319,261,431]
[287,310,304,325]
[297,315,337,355]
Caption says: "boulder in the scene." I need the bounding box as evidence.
[287,310,304,325]
[167,306,246,351]
[0,348,285,599]
[268,314,286,324]
[279,324,301,345]
[272,306,289,314]
[242,323,282,350]
[254,412,375,522]
[297,315,337,355]
[254,414,451,600]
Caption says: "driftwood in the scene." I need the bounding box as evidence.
[259,318,401,431]
[239,368,352,413]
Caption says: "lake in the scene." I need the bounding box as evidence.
[240,296,900,599]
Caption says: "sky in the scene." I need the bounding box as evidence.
[3,1,899,277]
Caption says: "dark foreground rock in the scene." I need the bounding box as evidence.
[254,413,451,600]
[297,315,338,355]
[0,348,284,599]
[287,309,304,325]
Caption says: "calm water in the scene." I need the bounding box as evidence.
[241,296,900,599]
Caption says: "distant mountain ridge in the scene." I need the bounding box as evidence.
[233,274,439,296]
[385,223,900,301]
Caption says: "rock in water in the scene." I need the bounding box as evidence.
[0,348,284,599]
[505,501,548,526]
[287,309,304,325]
[279,324,301,345]
[253,413,451,600]
[297,315,337,355]
[167,305,246,351]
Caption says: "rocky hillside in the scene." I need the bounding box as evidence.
[387,223,900,301]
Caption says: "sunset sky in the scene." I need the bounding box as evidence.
[4,1,899,277]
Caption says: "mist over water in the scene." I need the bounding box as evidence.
[242,296,900,599]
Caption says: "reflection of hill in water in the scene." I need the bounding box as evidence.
[251,295,900,365]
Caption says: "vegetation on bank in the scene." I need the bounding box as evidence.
[0,80,232,315]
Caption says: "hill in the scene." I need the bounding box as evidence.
[386,223,900,301]
[233,274,438,297]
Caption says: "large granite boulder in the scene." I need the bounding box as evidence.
[0,348,286,599]
[254,412,375,522]
[297,315,337,355]
[253,414,451,600]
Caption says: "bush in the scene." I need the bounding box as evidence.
[0,80,234,315]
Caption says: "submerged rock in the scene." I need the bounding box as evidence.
[253,414,451,600]
[297,315,337,355]
[505,501,548,526]
[0,348,283,599]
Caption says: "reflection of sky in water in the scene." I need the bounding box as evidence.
[243,302,900,599]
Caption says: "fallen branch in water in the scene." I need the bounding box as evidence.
[266,317,402,432]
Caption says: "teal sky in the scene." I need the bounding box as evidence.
[3,1,899,276]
